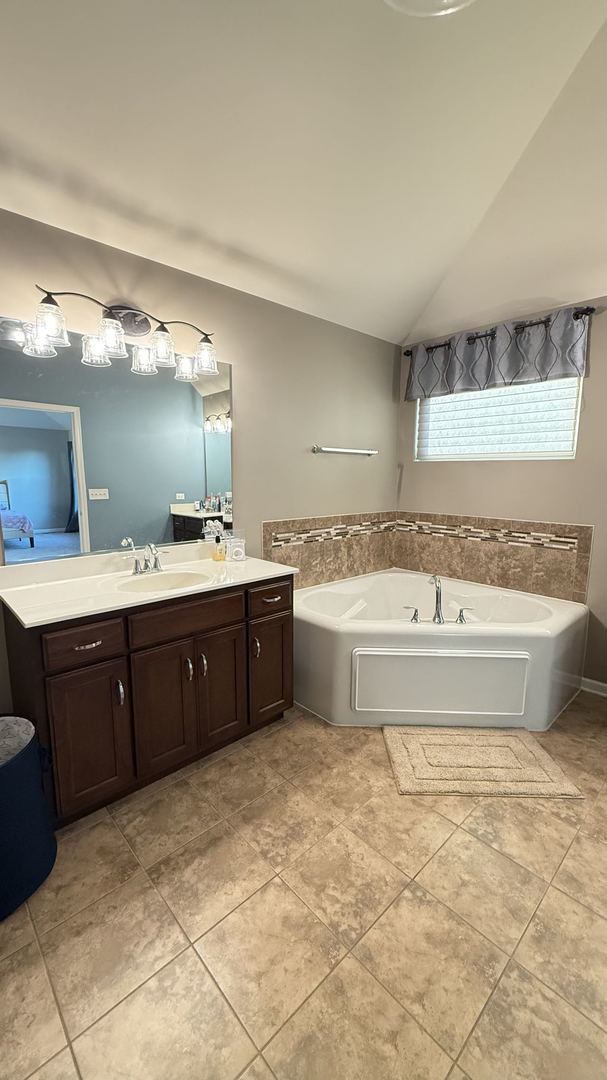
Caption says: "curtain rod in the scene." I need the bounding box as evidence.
[402,304,596,357]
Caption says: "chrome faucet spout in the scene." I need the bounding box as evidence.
[428,574,444,624]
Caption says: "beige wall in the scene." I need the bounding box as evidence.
[399,309,607,682]
[0,210,399,708]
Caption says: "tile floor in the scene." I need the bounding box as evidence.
[3,693,607,1079]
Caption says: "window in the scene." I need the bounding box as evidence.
[415,377,582,462]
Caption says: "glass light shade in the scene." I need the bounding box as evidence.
[36,301,70,346]
[151,328,176,368]
[174,354,198,382]
[22,322,57,358]
[214,416,226,433]
[194,338,218,374]
[204,417,213,433]
[99,315,127,358]
[131,344,158,375]
[225,415,233,433]
[384,0,477,13]
[81,334,111,367]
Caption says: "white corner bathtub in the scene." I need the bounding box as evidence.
[293,569,588,731]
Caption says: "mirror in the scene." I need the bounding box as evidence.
[0,319,232,564]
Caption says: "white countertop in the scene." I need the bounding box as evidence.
[0,552,298,629]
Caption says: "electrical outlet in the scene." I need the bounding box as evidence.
[88,488,109,501]
[175,492,186,500]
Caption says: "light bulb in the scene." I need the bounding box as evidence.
[99,313,127,358]
[151,326,176,368]
[35,296,70,346]
[131,344,158,375]
[194,336,218,374]
[204,418,213,433]
[225,415,232,433]
[81,335,111,367]
[175,354,198,382]
[214,416,226,433]
[384,0,478,14]
[22,323,57,358]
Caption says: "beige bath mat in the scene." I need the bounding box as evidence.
[383,727,581,798]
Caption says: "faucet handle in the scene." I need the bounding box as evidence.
[403,606,420,623]
[456,607,474,624]
[120,536,135,552]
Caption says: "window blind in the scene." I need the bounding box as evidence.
[415,377,582,461]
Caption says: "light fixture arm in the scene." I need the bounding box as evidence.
[34,285,214,339]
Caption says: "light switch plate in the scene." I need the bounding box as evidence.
[175,492,186,500]
[88,488,109,500]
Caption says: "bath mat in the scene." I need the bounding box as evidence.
[383,727,581,798]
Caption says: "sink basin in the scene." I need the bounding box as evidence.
[118,570,210,594]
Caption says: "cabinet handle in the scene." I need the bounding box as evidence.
[200,652,208,677]
[116,679,125,706]
[262,595,282,604]
[252,637,261,659]
[74,639,103,651]
[185,657,194,681]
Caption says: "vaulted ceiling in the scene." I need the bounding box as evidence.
[0,0,605,343]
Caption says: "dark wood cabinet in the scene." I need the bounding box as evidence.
[131,639,198,777]
[47,658,135,818]
[196,624,247,749]
[248,612,293,729]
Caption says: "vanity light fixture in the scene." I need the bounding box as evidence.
[204,411,232,434]
[22,285,219,381]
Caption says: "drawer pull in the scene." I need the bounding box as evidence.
[200,652,208,677]
[73,639,103,652]
[262,595,282,604]
[116,679,125,706]
[252,637,261,659]
[185,657,194,681]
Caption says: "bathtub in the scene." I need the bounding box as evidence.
[293,569,588,731]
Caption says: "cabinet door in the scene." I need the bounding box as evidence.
[131,639,198,777]
[196,624,247,749]
[248,613,293,729]
[47,658,134,818]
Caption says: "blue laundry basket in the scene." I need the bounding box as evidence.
[0,717,57,919]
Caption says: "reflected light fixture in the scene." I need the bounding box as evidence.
[204,411,231,434]
[384,0,478,14]
[21,285,219,380]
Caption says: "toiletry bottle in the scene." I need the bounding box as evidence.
[212,535,226,561]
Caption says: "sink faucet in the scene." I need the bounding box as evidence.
[144,542,163,572]
[121,536,144,576]
[428,574,444,624]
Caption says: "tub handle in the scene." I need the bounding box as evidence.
[456,608,474,624]
[403,606,420,623]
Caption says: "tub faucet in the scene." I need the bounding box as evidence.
[428,575,444,624]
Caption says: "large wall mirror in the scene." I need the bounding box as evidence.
[0,319,232,565]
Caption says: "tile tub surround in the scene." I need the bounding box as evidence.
[262,511,593,600]
[3,693,607,1079]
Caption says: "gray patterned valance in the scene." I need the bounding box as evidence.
[404,305,593,401]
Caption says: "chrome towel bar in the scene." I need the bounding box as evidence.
[311,445,379,456]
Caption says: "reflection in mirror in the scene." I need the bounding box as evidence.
[0,319,232,564]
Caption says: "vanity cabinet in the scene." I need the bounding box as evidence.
[3,572,294,824]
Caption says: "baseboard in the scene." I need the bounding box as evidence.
[581,676,607,698]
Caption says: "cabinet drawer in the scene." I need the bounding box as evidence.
[129,590,245,649]
[42,618,127,674]
[247,580,292,619]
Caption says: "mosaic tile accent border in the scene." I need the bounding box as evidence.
[272,519,394,548]
[395,519,578,552]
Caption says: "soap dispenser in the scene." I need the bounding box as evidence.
[212,534,226,561]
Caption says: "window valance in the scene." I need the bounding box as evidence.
[404,305,594,402]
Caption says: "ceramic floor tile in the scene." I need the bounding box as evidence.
[196,878,345,1048]
[355,882,506,1057]
[460,962,607,1080]
[28,1049,79,1079]
[189,748,284,815]
[347,789,455,876]
[108,772,182,814]
[56,807,110,838]
[581,784,607,844]
[240,1059,275,1080]
[291,756,391,820]
[41,872,187,1037]
[229,781,340,872]
[111,778,220,867]
[0,903,34,962]
[28,819,139,934]
[515,886,607,1031]
[0,941,66,1080]
[447,1068,470,1080]
[409,794,481,826]
[73,949,255,1080]
[462,797,577,880]
[553,832,607,919]
[417,830,546,953]
[148,820,274,940]
[265,954,450,1080]
[246,718,340,778]
[282,825,407,947]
